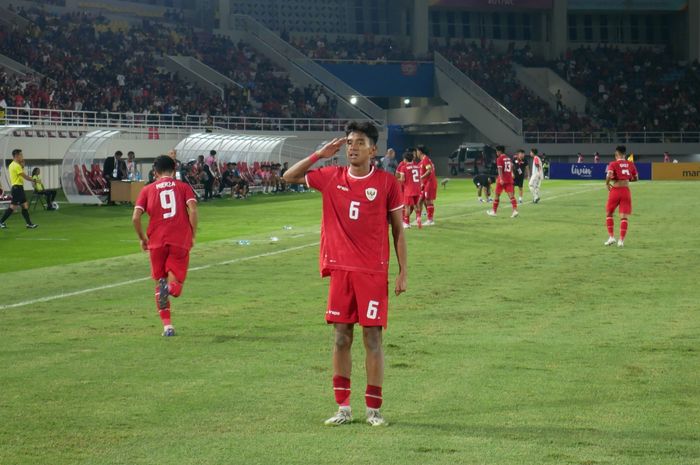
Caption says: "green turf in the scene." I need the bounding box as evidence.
[1,180,698,465]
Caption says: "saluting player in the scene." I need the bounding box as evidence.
[604,145,638,247]
[416,145,437,226]
[487,145,519,218]
[132,155,198,336]
[396,150,422,228]
[282,121,407,427]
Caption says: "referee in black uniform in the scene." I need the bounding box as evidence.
[513,149,530,204]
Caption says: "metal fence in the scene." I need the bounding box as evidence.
[523,131,700,144]
[0,107,354,133]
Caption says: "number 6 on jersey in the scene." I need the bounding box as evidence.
[349,200,360,220]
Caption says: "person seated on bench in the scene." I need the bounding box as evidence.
[31,167,58,210]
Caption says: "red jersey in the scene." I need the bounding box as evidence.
[305,166,403,276]
[135,177,197,250]
[496,154,514,183]
[606,159,638,181]
[419,155,437,186]
[397,161,421,196]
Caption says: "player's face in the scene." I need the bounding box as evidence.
[345,131,376,167]
[15,152,24,164]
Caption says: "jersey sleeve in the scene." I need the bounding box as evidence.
[387,175,403,212]
[630,162,638,177]
[496,156,504,169]
[606,162,615,175]
[305,166,334,192]
[179,181,197,203]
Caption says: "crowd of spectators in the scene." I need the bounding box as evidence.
[288,35,419,62]
[536,46,700,132]
[435,40,599,133]
[0,7,338,120]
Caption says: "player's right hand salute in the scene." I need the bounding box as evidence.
[282,137,346,185]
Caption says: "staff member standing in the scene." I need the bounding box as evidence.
[0,149,38,229]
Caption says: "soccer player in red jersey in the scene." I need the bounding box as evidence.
[416,145,437,225]
[487,145,519,218]
[604,145,638,247]
[283,121,407,427]
[132,155,198,336]
[396,150,422,228]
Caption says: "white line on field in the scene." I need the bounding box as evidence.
[0,242,319,310]
[14,238,69,241]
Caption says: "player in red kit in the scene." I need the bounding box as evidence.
[132,155,198,336]
[283,121,407,427]
[396,149,422,228]
[416,145,437,225]
[487,145,519,218]
[604,145,638,247]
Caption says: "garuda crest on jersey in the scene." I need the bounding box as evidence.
[365,187,377,201]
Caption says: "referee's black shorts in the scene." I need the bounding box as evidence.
[11,185,27,205]
[513,177,525,188]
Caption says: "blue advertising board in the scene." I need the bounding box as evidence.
[550,163,651,180]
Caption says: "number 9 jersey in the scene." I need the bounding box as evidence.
[135,177,197,250]
[305,166,403,277]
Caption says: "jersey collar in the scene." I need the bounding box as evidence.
[347,166,375,180]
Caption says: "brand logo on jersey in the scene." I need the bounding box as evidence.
[336,184,349,192]
[365,187,377,201]
[571,165,592,177]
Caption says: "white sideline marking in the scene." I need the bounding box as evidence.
[0,242,319,310]
[15,238,69,241]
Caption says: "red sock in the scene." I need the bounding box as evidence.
[402,211,409,224]
[427,205,434,220]
[620,218,628,241]
[510,197,517,210]
[493,198,500,213]
[365,385,383,409]
[159,308,171,326]
[333,375,351,406]
[168,280,183,297]
[606,216,614,236]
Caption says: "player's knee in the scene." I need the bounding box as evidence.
[334,329,353,351]
[363,328,383,354]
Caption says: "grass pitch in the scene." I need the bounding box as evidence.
[0,180,698,465]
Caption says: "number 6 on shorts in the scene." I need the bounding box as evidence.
[366,300,379,319]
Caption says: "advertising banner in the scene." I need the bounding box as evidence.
[652,163,700,180]
[550,163,651,180]
[568,0,687,11]
[430,0,553,10]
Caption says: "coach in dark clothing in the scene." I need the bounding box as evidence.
[103,150,127,204]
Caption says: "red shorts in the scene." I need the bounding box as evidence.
[403,194,420,207]
[326,270,388,328]
[495,181,514,196]
[422,182,437,201]
[149,245,190,283]
[606,186,632,215]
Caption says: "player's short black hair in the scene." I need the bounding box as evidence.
[31,167,40,175]
[154,154,176,174]
[416,145,430,156]
[517,149,525,154]
[495,145,505,153]
[616,145,626,154]
[210,150,217,156]
[345,121,378,146]
[403,150,414,162]
[12,148,22,157]
[531,148,538,155]
[115,150,123,157]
